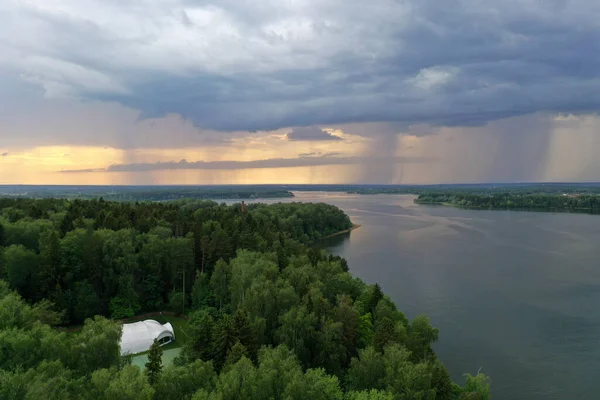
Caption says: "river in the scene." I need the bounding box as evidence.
[236,191,600,399]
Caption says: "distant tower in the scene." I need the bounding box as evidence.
[241,201,246,213]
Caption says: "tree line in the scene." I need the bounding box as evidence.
[0,198,352,322]
[0,186,294,201]
[0,197,490,399]
[415,192,600,212]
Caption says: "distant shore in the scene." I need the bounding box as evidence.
[321,224,361,240]
[414,199,600,214]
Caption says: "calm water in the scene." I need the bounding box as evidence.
[240,192,600,400]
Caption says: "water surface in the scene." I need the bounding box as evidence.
[242,192,600,400]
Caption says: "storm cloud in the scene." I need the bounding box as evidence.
[287,127,342,141]
[60,154,433,173]
[2,0,600,133]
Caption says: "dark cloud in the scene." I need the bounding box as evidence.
[0,78,235,149]
[1,152,8,157]
[287,126,342,141]
[60,154,433,173]
[2,0,600,134]
[299,151,341,158]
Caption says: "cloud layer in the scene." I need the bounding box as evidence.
[287,126,342,141]
[2,0,600,133]
[60,154,432,173]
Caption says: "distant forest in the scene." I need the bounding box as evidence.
[0,198,490,399]
[3,182,600,201]
[0,186,294,201]
[347,183,600,196]
[415,192,600,212]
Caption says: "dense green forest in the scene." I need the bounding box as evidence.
[0,198,490,399]
[0,186,294,201]
[415,192,600,212]
[349,183,600,196]
[4,183,600,202]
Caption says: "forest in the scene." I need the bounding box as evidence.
[415,192,600,212]
[0,197,490,399]
[349,183,600,196]
[0,185,294,201]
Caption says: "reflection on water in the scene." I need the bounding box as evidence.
[239,192,600,400]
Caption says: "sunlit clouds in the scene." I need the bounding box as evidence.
[2,1,600,184]
[1,112,600,185]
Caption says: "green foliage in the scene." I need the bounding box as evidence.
[211,314,239,371]
[213,356,258,400]
[146,339,163,385]
[346,347,386,391]
[169,291,185,314]
[460,373,491,400]
[1,245,39,300]
[367,284,384,316]
[406,315,439,362]
[91,365,154,400]
[345,390,394,400]
[1,361,87,400]
[0,197,488,399]
[210,260,230,310]
[73,280,102,322]
[275,305,318,368]
[0,292,39,330]
[357,313,374,349]
[224,341,249,370]
[38,230,61,300]
[416,191,600,212]
[284,368,344,400]
[154,360,216,400]
[71,316,122,375]
[0,198,352,322]
[109,292,140,319]
[429,361,455,400]
[373,317,405,353]
[233,308,254,357]
[191,271,212,309]
[178,309,216,363]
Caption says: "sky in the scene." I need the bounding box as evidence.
[1,0,600,185]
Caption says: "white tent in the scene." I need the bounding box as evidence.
[120,319,175,355]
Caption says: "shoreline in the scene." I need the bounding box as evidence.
[414,200,600,214]
[321,224,361,240]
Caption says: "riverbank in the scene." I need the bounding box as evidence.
[321,224,361,240]
[414,200,452,206]
[414,192,600,214]
[414,199,600,214]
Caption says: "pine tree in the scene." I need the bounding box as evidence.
[211,314,237,371]
[210,260,230,310]
[146,339,163,385]
[223,341,249,370]
[373,318,401,353]
[368,284,384,318]
[39,230,62,299]
[234,308,254,359]
[188,310,216,361]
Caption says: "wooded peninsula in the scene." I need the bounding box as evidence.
[415,192,600,212]
[0,197,490,399]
